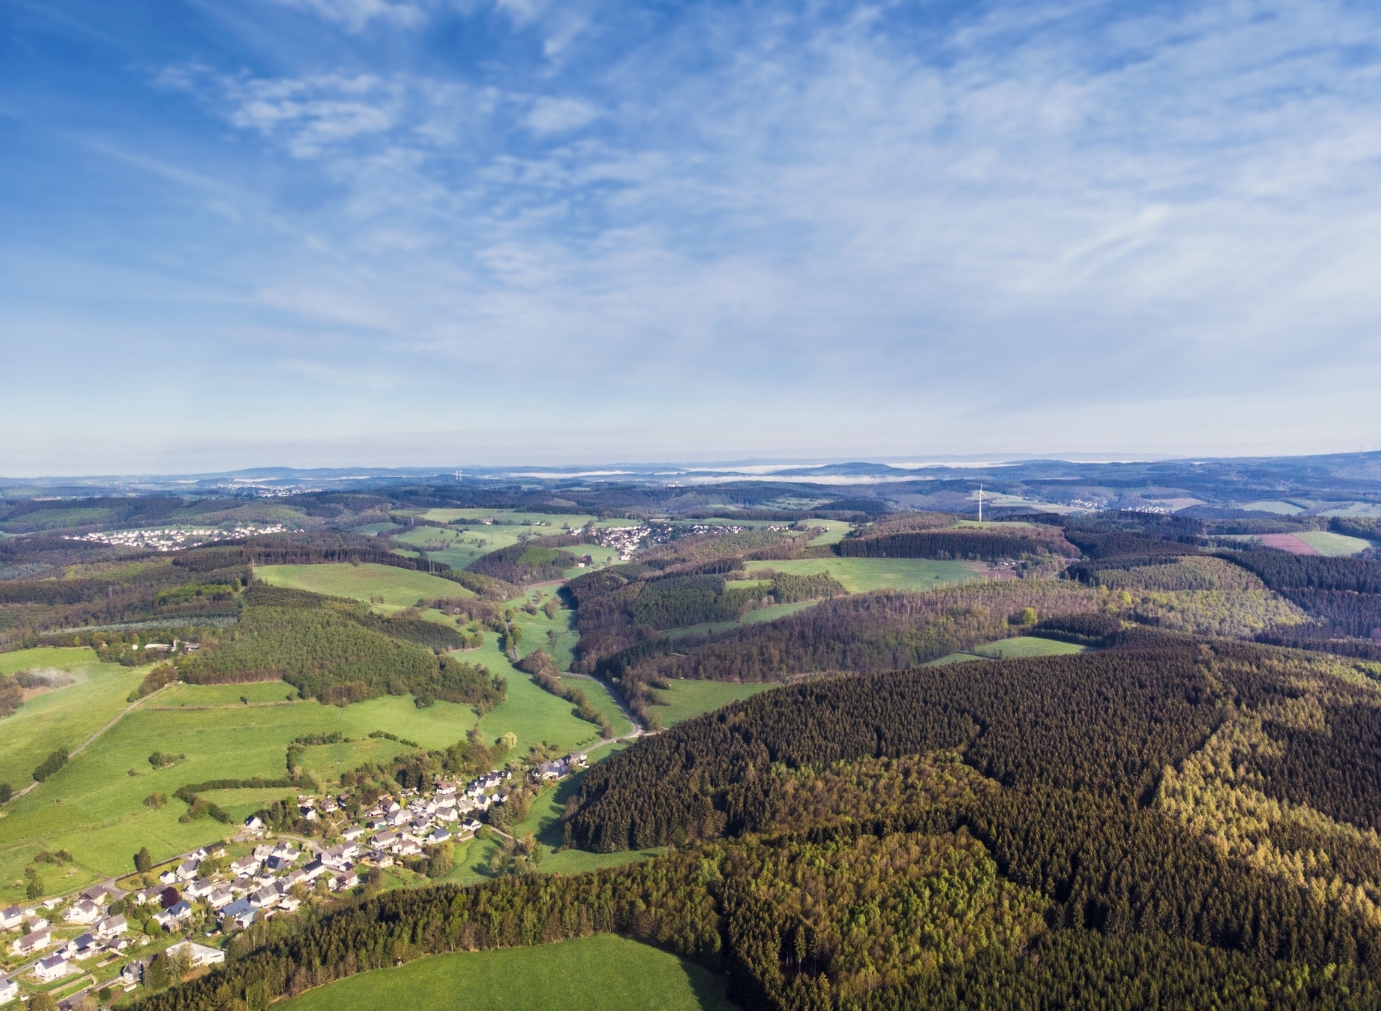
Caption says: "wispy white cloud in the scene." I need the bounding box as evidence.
[265,0,427,32]
[12,0,1381,467]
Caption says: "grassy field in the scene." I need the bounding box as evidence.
[744,557,978,594]
[0,649,148,793]
[652,680,781,726]
[254,563,470,609]
[1295,530,1375,556]
[928,636,1090,666]
[0,646,98,675]
[806,520,854,546]
[153,680,300,707]
[279,934,738,1011]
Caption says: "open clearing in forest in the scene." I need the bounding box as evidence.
[278,934,738,1011]
[928,636,1090,666]
[744,557,978,594]
[652,679,782,726]
[255,563,469,609]
[1295,530,1375,556]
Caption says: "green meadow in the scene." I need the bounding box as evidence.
[278,934,738,1011]
[0,648,148,793]
[652,679,781,726]
[1295,530,1375,556]
[745,557,978,594]
[928,636,1090,666]
[806,519,854,545]
[254,563,469,609]
[0,646,98,675]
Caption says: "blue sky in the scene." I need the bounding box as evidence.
[2,0,1380,474]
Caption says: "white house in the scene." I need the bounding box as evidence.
[64,898,101,924]
[0,977,18,1006]
[33,954,71,982]
[154,901,193,930]
[166,940,225,968]
[63,933,98,961]
[230,856,260,877]
[175,859,200,881]
[186,877,217,900]
[0,907,20,931]
[95,914,128,938]
[207,887,235,911]
[11,929,51,956]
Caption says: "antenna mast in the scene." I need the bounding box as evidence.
[978,485,984,526]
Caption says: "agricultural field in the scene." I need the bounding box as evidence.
[1240,500,1307,515]
[254,563,470,609]
[928,635,1090,666]
[744,556,978,594]
[278,934,738,1011]
[0,648,148,795]
[1295,530,1375,556]
[651,679,782,726]
[806,519,853,545]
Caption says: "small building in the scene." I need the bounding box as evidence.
[243,816,265,832]
[0,907,20,931]
[206,887,235,911]
[186,877,217,900]
[11,928,51,956]
[82,883,125,905]
[230,856,261,877]
[64,898,101,924]
[175,859,200,882]
[219,899,256,930]
[120,959,147,985]
[0,976,18,1006]
[33,954,71,982]
[63,932,98,961]
[95,914,128,938]
[154,901,193,930]
[166,940,225,968]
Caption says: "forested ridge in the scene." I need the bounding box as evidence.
[177,584,505,709]
[133,635,1381,1011]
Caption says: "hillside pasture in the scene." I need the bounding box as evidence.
[928,636,1091,666]
[744,557,978,594]
[0,646,98,675]
[0,651,147,797]
[254,563,470,609]
[278,934,738,1011]
[652,679,781,726]
[1295,530,1375,556]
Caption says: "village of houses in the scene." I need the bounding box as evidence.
[0,753,584,1008]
